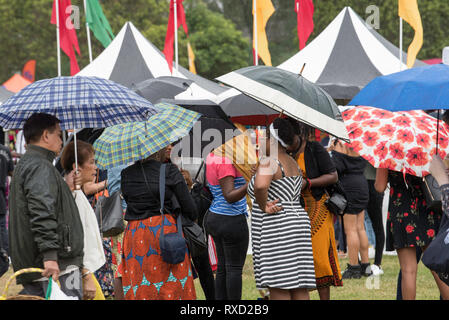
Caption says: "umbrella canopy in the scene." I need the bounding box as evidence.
[216,65,349,141]
[0,87,14,104]
[349,64,449,111]
[342,106,449,177]
[133,76,194,103]
[216,88,278,126]
[0,76,158,130]
[278,7,426,100]
[158,99,240,159]
[93,102,201,169]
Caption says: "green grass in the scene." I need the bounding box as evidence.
[194,254,443,300]
[1,254,442,300]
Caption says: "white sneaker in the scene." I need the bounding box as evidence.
[370,264,384,276]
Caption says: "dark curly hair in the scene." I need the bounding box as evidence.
[285,117,315,141]
[271,117,296,147]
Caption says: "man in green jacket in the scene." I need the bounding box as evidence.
[9,113,84,299]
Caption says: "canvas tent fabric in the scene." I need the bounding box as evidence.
[0,87,14,105]
[2,74,32,93]
[77,21,225,102]
[278,6,426,100]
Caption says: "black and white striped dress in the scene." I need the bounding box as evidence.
[247,160,316,290]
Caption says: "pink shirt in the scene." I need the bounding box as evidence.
[206,153,242,186]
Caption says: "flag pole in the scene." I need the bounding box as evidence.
[83,0,93,63]
[399,17,403,71]
[55,0,62,77]
[174,0,179,75]
[253,0,258,66]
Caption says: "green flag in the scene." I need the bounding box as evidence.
[86,0,114,48]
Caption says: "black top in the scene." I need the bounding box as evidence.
[121,159,198,222]
[303,141,337,201]
[0,144,13,215]
[331,150,369,213]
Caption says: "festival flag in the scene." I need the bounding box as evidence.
[398,0,423,68]
[253,0,275,66]
[86,0,115,48]
[187,42,197,74]
[22,60,36,82]
[295,0,314,50]
[51,0,81,75]
[163,0,189,73]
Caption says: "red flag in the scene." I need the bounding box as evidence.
[163,0,189,73]
[51,0,81,75]
[295,0,314,50]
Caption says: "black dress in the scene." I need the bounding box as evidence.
[331,150,369,215]
[386,171,442,251]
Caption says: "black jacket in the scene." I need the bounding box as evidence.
[121,160,197,222]
[303,141,337,201]
[9,145,84,284]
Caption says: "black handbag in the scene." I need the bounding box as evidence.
[141,163,187,265]
[94,190,125,237]
[422,214,449,285]
[325,181,348,216]
[422,175,442,211]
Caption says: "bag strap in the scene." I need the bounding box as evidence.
[194,161,205,181]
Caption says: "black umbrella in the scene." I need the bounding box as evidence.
[133,76,194,103]
[0,86,14,104]
[158,99,240,159]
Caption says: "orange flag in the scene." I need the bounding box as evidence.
[22,60,36,82]
[253,0,275,66]
[399,0,423,68]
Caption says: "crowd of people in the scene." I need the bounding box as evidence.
[0,111,449,301]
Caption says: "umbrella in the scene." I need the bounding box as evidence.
[349,64,449,111]
[216,66,349,141]
[93,103,201,170]
[133,76,194,103]
[341,106,449,177]
[0,76,159,172]
[158,99,240,159]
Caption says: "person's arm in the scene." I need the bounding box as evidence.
[253,158,282,214]
[169,164,198,221]
[23,164,61,280]
[82,180,107,196]
[429,155,449,217]
[309,143,338,188]
[374,168,389,193]
[219,176,248,204]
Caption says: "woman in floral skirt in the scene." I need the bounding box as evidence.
[375,168,447,299]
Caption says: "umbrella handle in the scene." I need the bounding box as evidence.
[436,109,440,156]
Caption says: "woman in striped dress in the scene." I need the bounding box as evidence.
[248,118,316,300]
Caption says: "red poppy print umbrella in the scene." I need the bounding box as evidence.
[342,106,449,177]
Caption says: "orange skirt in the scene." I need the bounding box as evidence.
[121,214,196,300]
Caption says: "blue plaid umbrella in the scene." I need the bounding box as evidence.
[0,76,159,130]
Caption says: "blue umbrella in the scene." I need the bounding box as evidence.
[349,64,449,111]
[0,76,160,173]
[349,64,449,154]
[0,76,158,130]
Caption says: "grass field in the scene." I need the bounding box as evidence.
[0,254,442,300]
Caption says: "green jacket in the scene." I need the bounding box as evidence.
[9,145,84,284]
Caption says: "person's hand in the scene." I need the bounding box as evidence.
[249,164,257,177]
[74,171,82,190]
[42,260,60,282]
[82,273,97,300]
[430,155,449,186]
[264,199,283,214]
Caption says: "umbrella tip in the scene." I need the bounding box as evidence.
[299,63,306,76]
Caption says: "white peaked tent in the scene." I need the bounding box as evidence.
[77,22,226,102]
[278,7,426,100]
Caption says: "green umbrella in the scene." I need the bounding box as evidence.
[93,102,201,169]
[216,66,349,141]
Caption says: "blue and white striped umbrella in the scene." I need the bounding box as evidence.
[0,76,159,130]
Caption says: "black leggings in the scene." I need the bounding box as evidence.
[366,180,385,266]
[204,210,249,300]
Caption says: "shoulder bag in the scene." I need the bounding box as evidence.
[94,190,125,237]
[422,175,442,211]
[141,163,187,265]
[325,181,348,216]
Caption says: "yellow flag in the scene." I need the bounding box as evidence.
[398,0,423,68]
[253,0,275,66]
[187,42,197,74]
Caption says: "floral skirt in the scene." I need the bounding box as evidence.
[94,238,114,298]
[121,214,196,300]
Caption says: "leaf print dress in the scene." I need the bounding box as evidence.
[386,171,442,251]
